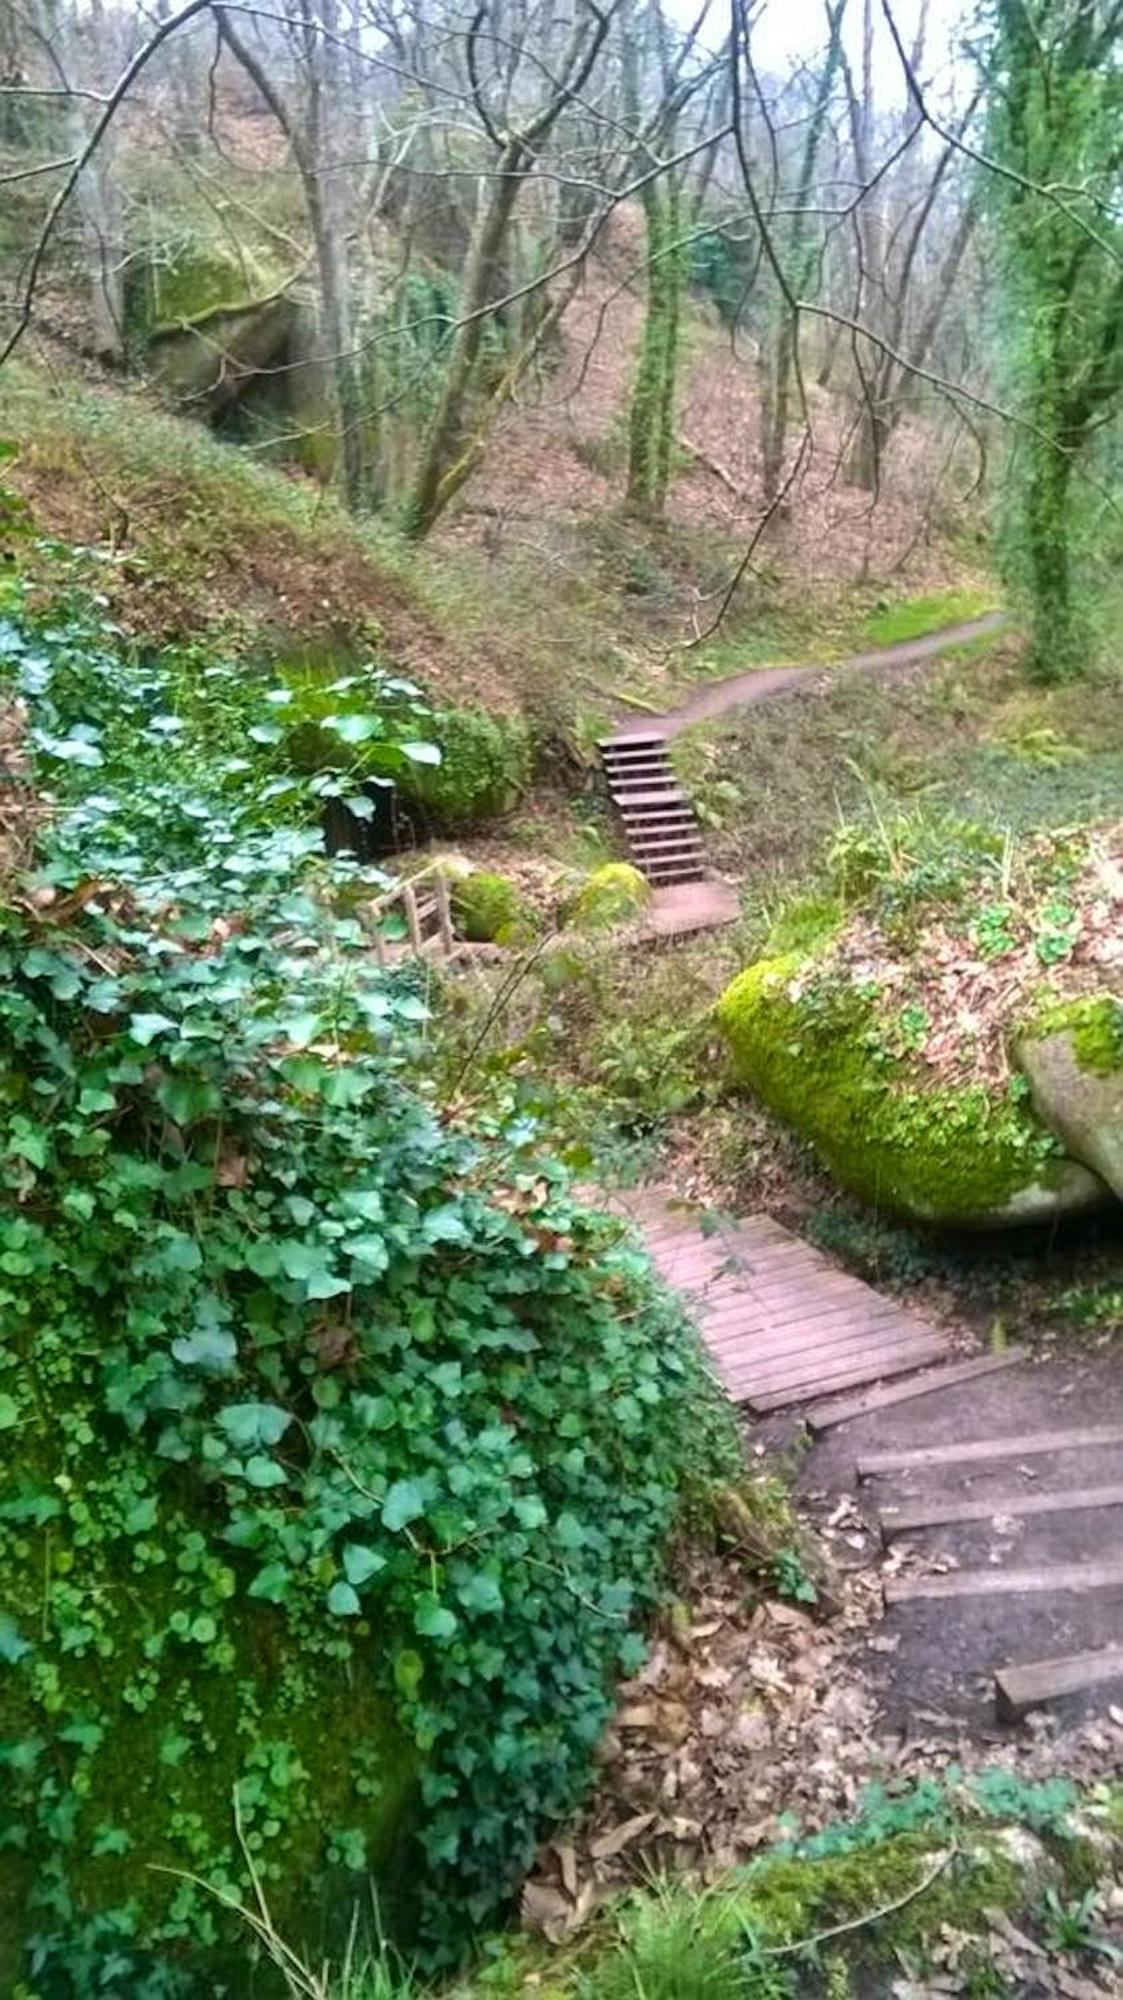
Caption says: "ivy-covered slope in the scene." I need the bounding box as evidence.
[0,600,736,1993]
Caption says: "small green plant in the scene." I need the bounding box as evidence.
[585,1884,745,2000]
[1038,1887,1122,1964]
[770,1547,818,1606]
[972,902,1018,959]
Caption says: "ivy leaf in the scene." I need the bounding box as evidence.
[0,1395,20,1431]
[345,1235,388,1278]
[400,741,441,765]
[216,1403,292,1451]
[327,1580,362,1617]
[393,1648,424,1698]
[414,1597,457,1640]
[381,1479,427,1532]
[243,1454,287,1489]
[457,1573,503,1615]
[342,1543,385,1588]
[325,712,381,745]
[123,1496,158,1535]
[248,1564,290,1604]
[128,1012,177,1046]
[0,1614,32,1665]
[157,1074,222,1127]
[171,1325,237,1374]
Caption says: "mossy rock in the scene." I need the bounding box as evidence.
[399,710,533,832]
[451,870,535,942]
[1018,995,1123,1200]
[716,952,1108,1227]
[565,863,651,934]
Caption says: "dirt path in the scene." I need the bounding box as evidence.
[614,610,1006,739]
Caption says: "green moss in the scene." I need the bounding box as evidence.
[717,953,1061,1224]
[130,240,290,337]
[1024,993,1123,1075]
[450,871,535,943]
[0,1459,417,1993]
[566,863,652,933]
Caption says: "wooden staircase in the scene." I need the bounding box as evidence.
[599,732,707,887]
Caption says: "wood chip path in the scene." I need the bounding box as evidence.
[611,1188,951,1412]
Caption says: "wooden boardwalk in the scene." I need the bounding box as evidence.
[614,1189,951,1413]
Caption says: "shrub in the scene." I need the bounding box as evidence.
[565,863,651,933]
[450,870,535,943]
[399,709,533,832]
[0,602,737,1990]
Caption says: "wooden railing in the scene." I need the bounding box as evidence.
[367,860,456,966]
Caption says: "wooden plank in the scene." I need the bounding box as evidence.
[994,1647,1123,1722]
[725,1331,944,1399]
[859,1424,1123,1481]
[885,1559,1123,1605]
[806,1350,1029,1433]
[706,1310,914,1372]
[746,1341,949,1411]
[881,1481,1123,1541]
[703,1298,907,1349]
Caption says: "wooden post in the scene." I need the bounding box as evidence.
[435,875,455,955]
[402,883,423,953]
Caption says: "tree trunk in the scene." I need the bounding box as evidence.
[626,178,682,517]
[1024,426,1076,681]
[402,146,523,539]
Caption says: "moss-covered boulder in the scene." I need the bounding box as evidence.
[716,817,1120,1228]
[1018,996,1123,1199]
[565,863,652,934]
[451,868,535,942]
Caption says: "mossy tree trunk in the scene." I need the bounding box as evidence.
[987,0,1123,681]
[626,173,683,518]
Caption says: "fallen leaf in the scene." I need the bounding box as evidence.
[588,1812,656,1860]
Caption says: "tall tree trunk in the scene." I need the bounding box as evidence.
[402,144,523,539]
[627,176,682,516]
[761,0,847,507]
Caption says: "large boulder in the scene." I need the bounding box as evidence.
[717,954,1106,1228]
[716,817,1120,1229]
[1018,997,1123,1199]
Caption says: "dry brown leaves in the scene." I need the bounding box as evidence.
[804,823,1122,1096]
[521,1543,1123,1947]
[0,697,42,885]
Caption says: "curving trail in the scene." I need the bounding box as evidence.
[616,611,1006,739]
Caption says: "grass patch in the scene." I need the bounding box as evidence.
[862,586,999,648]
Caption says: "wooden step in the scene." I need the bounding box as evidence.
[614,787,692,809]
[885,1559,1123,1605]
[805,1349,1029,1434]
[858,1422,1123,1481]
[879,1481,1123,1542]
[599,733,665,751]
[994,1647,1123,1722]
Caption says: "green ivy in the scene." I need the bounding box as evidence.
[0,601,737,1991]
